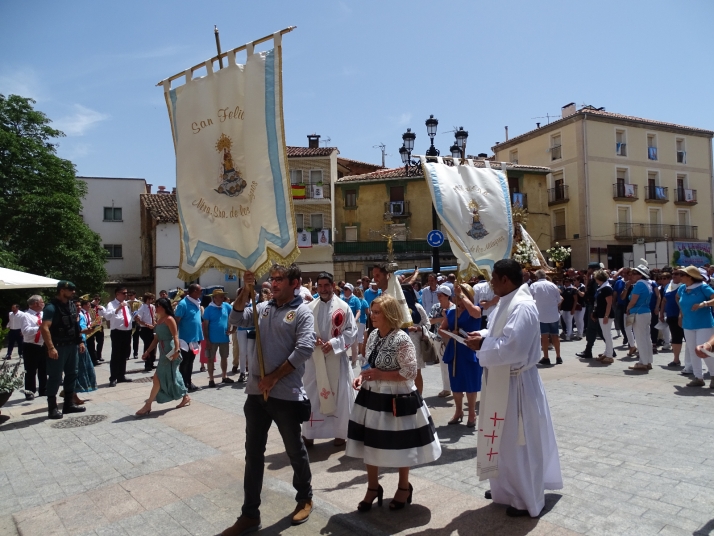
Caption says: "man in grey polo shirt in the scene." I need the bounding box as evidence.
[222,263,316,536]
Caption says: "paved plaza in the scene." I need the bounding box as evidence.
[2,333,714,536]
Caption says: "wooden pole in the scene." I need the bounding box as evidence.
[214,26,224,69]
[452,263,460,377]
[157,25,296,86]
[250,288,268,401]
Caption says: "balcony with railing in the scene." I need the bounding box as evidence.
[548,185,569,206]
[644,185,668,203]
[384,200,411,219]
[613,183,638,201]
[553,225,566,241]
[334,240,452,256]
[675,188,697,205]
[291,183,331,201]
[511,192,527,209]
[614,223,698,241]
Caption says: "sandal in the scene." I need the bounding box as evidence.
[448,415,463,425]
[389,483,413,510]
[176,396,191,409]
[357,485,383,512]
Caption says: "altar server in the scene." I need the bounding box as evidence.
[302,272,357,447]
[465,259,562,518]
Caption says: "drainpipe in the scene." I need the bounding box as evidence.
[709,135,714,249]
[582,113,591,265]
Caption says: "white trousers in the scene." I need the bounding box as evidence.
[233,330,248,374]
[633,313,653,365]
[599,318,614,357]
[624,317,637,349]
[560,311,574,339]
[574,308,585,336]
[683,328,714,379]
[661,324,672,346]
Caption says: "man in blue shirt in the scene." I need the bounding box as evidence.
[363,280,381,306]
[174,283,204,392]
[203,289,234,388]
[342,283,362,365]
[612,270,626,343]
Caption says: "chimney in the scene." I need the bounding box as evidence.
[505,126,509,141]
[561,102,576,119]
[477,153,489,159]
[171,187,176,194]
[536,122,540,128]
[158,185,167,194]
[146,183,152,193]
[307,134,320,149]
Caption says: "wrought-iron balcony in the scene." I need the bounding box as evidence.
[614,223,698,241]
[384,200,411,218]
[613,183,638,201]
[548,185,569,206]
[674,188,697,205]
[644,185,668,203]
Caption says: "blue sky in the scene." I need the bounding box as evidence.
[2,1,712,187]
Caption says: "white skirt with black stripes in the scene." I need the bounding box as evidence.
[346,379,442,468]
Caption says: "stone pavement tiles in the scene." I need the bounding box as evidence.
[1,332,714,534]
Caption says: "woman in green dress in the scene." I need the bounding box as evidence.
[136,298,190,416]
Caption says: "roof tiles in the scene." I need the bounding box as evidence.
[141,193,178,223]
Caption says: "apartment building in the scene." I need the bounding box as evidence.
[493,104,714,268]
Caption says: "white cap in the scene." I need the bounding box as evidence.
[344,283,354,291]
[437,284,452,297]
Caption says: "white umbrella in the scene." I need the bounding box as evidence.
[0,267,60,289]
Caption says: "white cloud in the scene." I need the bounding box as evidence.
[0,68,44,100]
[397,112,412,126]
[54,104,109,136]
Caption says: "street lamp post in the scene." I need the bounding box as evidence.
[399,116,469,274]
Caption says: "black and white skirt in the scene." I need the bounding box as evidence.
[346,379,441,467]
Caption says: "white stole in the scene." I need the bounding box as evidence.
[308,296,350,416]
[477,283,533,480]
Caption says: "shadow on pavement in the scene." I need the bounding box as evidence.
[321,504,432,536]
[0,415,47,429]
[112,407,175,422]
[695,518,714,535]
[673,386,714,397]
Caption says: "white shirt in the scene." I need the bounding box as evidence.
[105,299,133,331]
[473,280,496,317]
[298,286,313,303]
[8,311,23,330]
[20,309,44,345]
[136,303,156,326]
[529,279,563,323]
[421,286,439,316]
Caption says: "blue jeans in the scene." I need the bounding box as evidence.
[242,395,312,519]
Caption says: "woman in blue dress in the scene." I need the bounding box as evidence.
[439,283,482,427]
[74,299,98,401]
[135,298,190,416]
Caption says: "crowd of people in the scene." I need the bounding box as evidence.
[8,257,714,533]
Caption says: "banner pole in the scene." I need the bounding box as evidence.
[250,288,268,401]
[214,26,224,69]
[452,262,460,377]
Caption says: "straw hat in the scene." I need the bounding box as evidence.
[681,265,704,281]
[210,289,226,296]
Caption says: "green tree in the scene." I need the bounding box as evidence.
[0,94,107,295]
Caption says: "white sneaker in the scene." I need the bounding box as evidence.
[662,345,672,351]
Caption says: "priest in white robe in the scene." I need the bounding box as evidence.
[465,259,562,518]
[302,272,358,447]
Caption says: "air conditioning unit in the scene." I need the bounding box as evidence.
[390,201,404,215]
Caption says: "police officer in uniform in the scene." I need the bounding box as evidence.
[39,281,87,419]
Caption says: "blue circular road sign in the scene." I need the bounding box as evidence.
[427,230,445,247]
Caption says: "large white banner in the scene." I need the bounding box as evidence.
[421,158,513,276]
[162,33,298,279]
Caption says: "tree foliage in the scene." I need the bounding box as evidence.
[0,94,107,296]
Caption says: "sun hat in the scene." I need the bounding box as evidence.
[210,289,226,296]
[633,259,650,279]
[679,266,704,280]
[436,284,452,297]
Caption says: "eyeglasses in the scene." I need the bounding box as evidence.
[268,276,285,283]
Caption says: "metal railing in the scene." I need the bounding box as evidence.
[675,188,697,204]
[334,240,451,256]
[613,183,638,199]
[614,223,698,240]
[644,185,668,202]
[553,225,566,240]
[384,200,411,217]
[548,185,569,205]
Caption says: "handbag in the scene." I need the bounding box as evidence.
[392,391,422,417]
[419,325,439,364]
[297,397,312,422]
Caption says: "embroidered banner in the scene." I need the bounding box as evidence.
[161,32,298,279]
[421,158,513,277]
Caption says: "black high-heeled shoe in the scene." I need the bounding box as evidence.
[357,485,383,512]
[389,483,413,510]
